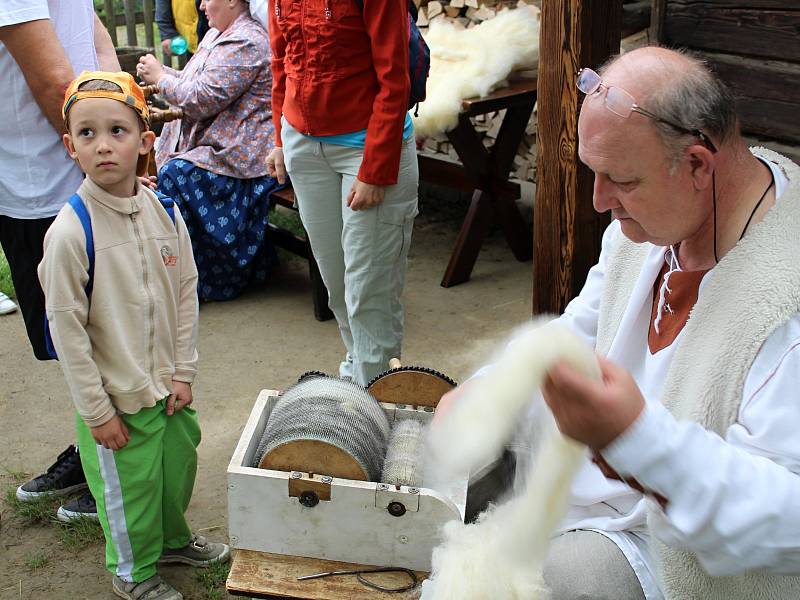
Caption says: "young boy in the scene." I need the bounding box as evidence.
[39,71,228,600]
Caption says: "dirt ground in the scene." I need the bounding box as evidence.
[0,200,533,600]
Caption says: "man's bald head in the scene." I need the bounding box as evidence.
[594,47,739,164]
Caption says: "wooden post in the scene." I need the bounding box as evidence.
[532,0,621,315]
[650,0,667,44]
[104,0,117,46]
[123,0,137,46]
[143,0,155,49]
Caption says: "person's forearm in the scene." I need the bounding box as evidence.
[0,19,74,132]
[93,13,120,71]
[603,402,800,575]
[154,0,180,40]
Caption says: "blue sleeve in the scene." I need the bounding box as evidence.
[154,0,179,40]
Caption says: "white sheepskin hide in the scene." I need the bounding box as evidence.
[413,7,540,138]
[422,321,599,600]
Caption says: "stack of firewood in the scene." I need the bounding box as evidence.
[414,0,538,29]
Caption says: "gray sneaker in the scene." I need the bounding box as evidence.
[112,574,182,600]
[158,534,230,567]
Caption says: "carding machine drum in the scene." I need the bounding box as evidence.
[252,375,391,481]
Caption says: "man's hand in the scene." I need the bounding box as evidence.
[167,380,193,416]
[542,356,645,451]
[347,179,385,211]
[161,38,174,57]
[136,54,165,86]
[265,147,286,184]
[90,415,130,451]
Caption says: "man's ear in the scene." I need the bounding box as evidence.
[140,130,156,156]
[63,133,78,159]
[686,144,715,191]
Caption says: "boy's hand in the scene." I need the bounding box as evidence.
[91,415,130,451]
[138,175,157,191]
[167,380,193,415]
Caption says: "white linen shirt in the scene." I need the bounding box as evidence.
[0,0,97,219]
[499,160,798,599]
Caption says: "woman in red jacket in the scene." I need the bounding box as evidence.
[266,0,419,386]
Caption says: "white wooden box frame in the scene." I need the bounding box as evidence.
[227,389,469,572]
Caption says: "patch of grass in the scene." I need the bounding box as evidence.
[270,207,305,237]
[56,515,104,549]
[4,488,61,526]
[0,248,15,299]
[4,486,103,549]
[194,560,231,600]
[24,550,49,570]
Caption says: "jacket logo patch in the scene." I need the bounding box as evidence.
[161,245,177,267]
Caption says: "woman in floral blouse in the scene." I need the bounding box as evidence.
[138,0,283,301]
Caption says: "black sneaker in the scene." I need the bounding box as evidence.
[56,491,98,523]
[16,445,88,501]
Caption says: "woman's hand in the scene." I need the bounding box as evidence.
[136,54,165,85]
[266,147,287,184]
[347,179,385,211]
[90,415,130,451]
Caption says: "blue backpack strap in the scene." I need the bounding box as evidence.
[44,193,95,360]
[155,190,176,225]
[67,194,95,296]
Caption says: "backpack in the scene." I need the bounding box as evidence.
[43,192,177,360]
[354,0,430,115]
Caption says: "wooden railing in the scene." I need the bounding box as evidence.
[97,0,185,69]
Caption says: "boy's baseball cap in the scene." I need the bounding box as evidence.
[62,71,151,177]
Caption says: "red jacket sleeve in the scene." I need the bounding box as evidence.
[268,0,287,148]
[359,0,410,185]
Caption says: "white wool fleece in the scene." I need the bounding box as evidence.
[413,6,540,138]
[423,320,599,600]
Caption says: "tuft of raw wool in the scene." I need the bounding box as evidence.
[381,419,425,487]
[413,6,540,137]
[422,320,599,600]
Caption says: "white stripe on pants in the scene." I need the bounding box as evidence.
[281,117,419,385]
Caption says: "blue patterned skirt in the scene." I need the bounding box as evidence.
[158,159,286,301]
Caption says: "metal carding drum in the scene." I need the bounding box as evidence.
[252,375,391,481]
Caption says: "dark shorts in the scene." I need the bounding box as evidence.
[0,214,56,360]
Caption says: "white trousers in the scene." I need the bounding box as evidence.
[281,118,419,385]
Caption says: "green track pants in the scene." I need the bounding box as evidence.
[76,399,201,583]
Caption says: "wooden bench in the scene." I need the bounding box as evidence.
[269,187,334,322]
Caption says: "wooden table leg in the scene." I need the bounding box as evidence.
[439,98,536,287]
[440,188,494,287]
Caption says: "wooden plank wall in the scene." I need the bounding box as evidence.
[658,0,800,144]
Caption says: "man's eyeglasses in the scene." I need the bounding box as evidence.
[576,68,716,153]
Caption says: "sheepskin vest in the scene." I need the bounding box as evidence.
[595,147,800,600]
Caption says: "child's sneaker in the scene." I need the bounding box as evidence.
[0,292,17,315]
[112,574,182,600]
[158,534,230,567]
[16,445,88,500]
[56,491,98,522]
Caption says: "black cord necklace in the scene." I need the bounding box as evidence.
[712,171,775,264]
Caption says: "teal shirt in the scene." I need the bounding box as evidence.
[303,113,414,148]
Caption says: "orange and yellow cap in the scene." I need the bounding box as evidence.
[62,71,151,176]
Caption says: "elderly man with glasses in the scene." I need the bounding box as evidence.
[439,46,800,599]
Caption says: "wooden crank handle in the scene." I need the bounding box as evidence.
[141,84,160,97]
[149,107,184,124]
[388,358,401,369]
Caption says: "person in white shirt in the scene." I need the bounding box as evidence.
[441,46,800,600]
[0,0,118,522]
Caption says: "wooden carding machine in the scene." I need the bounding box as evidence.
[226,364,469,572]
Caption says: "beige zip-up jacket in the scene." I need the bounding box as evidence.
[39,177,199,428]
